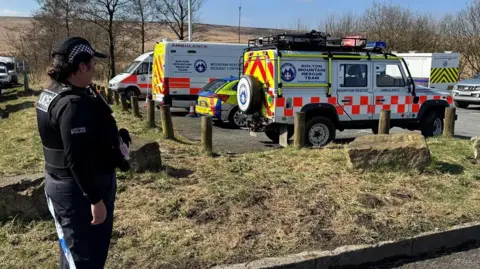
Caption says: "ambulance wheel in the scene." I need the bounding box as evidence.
[421,110,444,137]
[265,126,294,143]
[237,75,263,114]
[454,101,469,109]
[305,117,335,147]
[125,87,138,99]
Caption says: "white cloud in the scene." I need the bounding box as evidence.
[0,8,30,17]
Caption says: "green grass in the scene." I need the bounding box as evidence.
[1,90,480,268]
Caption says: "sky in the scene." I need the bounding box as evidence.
[0,0,472,29]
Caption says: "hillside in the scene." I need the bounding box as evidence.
[0,16,287,55]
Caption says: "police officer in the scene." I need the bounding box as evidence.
[36,36,130,269]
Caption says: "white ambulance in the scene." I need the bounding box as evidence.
[393,51,460,91]
[108,52,153,99]
[152,39,248,108]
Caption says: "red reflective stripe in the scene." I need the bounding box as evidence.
[343,96,353,105]
[170,78,190,83]
[138,84,151,89]
[352,105,360,115]
[360,96,369,105]
[419,96,428,103]
[383,105,391,111]
[447,96,453,104]
[190,88,201,95]
[328,97,337,104]
[375,96,384,105]
[336,106,344,115]
[391,96,399,104]
[122,75,137,83]
[311,97,320,103]
[397,104,406,113]
[412,104,420,113]
[277,98,285,107]
[434,95,441,100]
[284,108,293,117]
[209,78,216,83]
[367,105,375,114]
[293,97,303,107]
[405,96,413,104]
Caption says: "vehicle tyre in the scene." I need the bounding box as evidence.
[372,125,378,134]
[236,75,263,114]
[305,116,336,147]
[265,126,294,143]
[125,87,138,100]
[454,101,469,109]
[420,110,444,137]
[228,107,247,128]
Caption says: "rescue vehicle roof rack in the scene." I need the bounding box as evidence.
[248,30,373,51]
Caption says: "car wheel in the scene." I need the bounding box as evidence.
[265,126,294,143]
[228,107,247,128]
[421,110,444,137]
[454,101,469,109]
[305,116,336,147]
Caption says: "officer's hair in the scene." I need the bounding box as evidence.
[47,52,93,84]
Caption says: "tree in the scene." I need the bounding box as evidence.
[79,0,128,78]
[128,0,155,53]
[36,0,80,36]
[153,0,205,40]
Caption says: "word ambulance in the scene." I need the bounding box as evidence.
[151,39,247,108]
[237,31,456,147]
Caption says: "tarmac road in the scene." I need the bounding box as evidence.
[138,102,480,154]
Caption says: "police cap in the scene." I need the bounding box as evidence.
[52,36,107,63]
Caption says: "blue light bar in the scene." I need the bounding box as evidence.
[366,41,387,50]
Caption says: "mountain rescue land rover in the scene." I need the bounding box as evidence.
[152,40,248,108]
[237,31,456,147]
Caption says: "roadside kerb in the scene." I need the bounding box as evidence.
[212,221,480,269]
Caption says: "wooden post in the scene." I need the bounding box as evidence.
[113,91,120,105]
[378,110,391,134]
[147,99,155,128]
[106,88,114,105]
[131,96,141,117]
[294,112,305,149]
[160,105,174,139]
[120,93,129,111]
[444,107,456,137]
[201,116,213,154]
[23,71,29,92]
[279,125,289,147]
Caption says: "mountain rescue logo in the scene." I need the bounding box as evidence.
[443,60,448,67]
[281,63,296,82]
[194,59,207,73]
[239,84,248,105]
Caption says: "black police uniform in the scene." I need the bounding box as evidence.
[36,80,128,269]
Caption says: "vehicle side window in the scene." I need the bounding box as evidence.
[136,62,151,75]
[339,64,368,87]
[376,64,405,87]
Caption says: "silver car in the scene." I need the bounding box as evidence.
[452,73,480,108]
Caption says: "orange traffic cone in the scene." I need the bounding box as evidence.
[186,102,199,118]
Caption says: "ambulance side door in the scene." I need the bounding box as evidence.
[372,61,410,120]
[336,61,373,121]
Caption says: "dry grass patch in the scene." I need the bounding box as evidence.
[1,92,480,268]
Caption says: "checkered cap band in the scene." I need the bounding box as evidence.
[68,44,94,63]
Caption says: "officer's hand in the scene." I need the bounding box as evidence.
[91,200,107,225]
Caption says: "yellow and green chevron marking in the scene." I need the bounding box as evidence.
[430,67,459,84]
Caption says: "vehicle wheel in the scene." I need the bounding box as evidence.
[228,107,247,128]
[421,110,444,137]
[265,126,294,143]
[372,126,378,134]
[125,87,138,100]
[236,75,263,114]
[454,101,469,109]
[305,116,336,147]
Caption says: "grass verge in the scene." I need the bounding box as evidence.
[1,90,480,268]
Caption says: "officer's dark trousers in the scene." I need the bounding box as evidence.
[44,171,117,269]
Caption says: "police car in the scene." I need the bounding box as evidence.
[237,31,455,147]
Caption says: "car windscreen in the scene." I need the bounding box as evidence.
[0,67,6,74]
[5,62,14,71]
[201,80,228,92]
[120,61,141,74]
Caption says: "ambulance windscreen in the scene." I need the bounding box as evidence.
[120,61,141,74]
